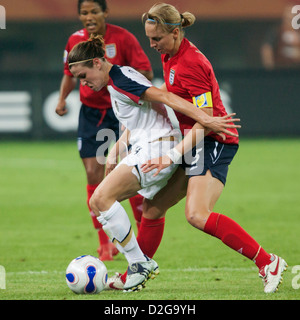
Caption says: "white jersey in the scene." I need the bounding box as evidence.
[107,65,180,146]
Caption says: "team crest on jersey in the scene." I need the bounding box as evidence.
[169,69,175,85]
[105,44,117,59]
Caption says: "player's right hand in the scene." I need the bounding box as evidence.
[105,153,118,176]
[55,100,68,116]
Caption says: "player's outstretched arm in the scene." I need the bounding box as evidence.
[141,122,204,177]
[105,128,130,176]
[142,86,241,138]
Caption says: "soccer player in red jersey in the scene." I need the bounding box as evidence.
[107,3,287,293]
[55,0,152,261]
[140,3,287,293]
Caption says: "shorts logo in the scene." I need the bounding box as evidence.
[105,44,117,59]
[210,141,224,164]
[134,146,142,155]
[192,92,213,108]
[169,69,175,85]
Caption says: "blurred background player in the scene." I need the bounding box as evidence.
[261,4,300,69]
[55,0,153,261]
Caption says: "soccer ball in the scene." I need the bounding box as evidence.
[66,255,108,294]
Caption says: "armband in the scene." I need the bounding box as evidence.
[166,148,182,164]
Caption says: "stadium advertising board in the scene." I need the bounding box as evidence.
[0,69,299,140]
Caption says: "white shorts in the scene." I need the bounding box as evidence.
[117,138,178,200]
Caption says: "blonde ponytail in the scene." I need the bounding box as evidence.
[143,3,196,33]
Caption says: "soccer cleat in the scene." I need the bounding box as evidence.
[123,257,159,292]
[149,258,160,279]
[259,254,288,293]
[105,273,125,290]
[105,259,159,291]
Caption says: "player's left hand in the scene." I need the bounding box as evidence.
[141,154,173,177]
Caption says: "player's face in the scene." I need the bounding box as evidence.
[145,23,179,56]
[70,60,108,92]
[79,1,108,35]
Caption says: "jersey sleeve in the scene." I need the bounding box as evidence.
[179,58,211,94]
[109,66,151,104]
[178,57,214,108]
[63,39,73,77]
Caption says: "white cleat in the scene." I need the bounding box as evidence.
[259,254,288,293]
[150,258,160,279]
[123,257,159,292]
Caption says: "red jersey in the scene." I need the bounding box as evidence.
[64,24,152,110]
[162,38,239,145]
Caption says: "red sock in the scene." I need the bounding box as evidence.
[86,184,109,245]
[204,212,271,269]
[137,216,165,258]
[129,194,143,232]
[121,216,165,283]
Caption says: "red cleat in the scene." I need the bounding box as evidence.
[97,242,119,261]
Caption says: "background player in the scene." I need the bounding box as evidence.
[55,0,152,261]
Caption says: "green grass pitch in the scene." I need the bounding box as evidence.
[0,139,299,301]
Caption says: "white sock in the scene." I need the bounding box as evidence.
[97,201,146,264]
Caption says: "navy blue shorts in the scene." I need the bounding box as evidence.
[77,104,120,159]
[180,137,239,185]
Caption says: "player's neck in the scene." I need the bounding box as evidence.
[169,38,182,58]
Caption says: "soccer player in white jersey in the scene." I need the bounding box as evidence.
[67,34,240,292]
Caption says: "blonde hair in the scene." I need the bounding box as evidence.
[142,2,196,33]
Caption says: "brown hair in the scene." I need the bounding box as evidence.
[68,34,106,68]
[142,2,196,33]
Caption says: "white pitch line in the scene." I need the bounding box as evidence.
[6,267,257,276]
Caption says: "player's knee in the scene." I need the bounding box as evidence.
[84,162,104,185]
[89,195,98,216]
[89,190,106,215]
[90,188,117,215]
[143,198,166,219]
[86,169,102,185]
[185,207,210,231]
